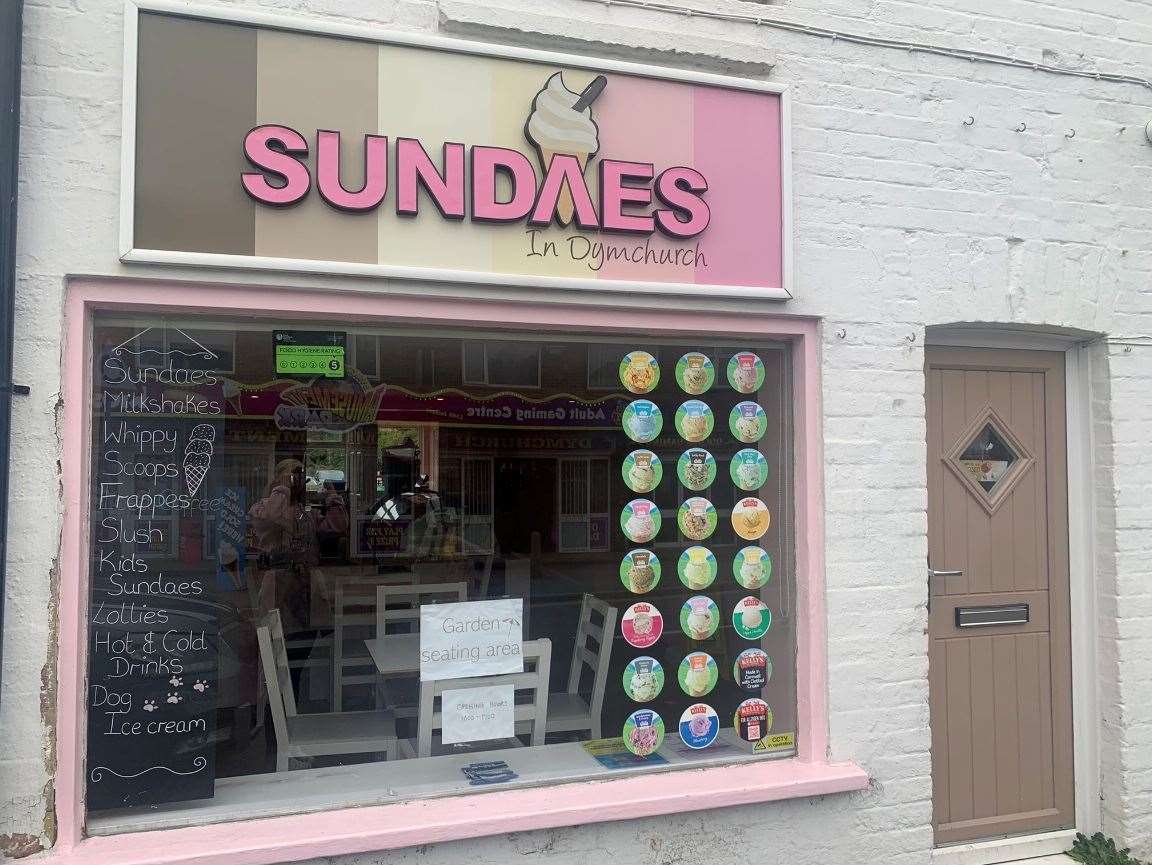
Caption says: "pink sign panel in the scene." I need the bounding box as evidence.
[130,14,789,297]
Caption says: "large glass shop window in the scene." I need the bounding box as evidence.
[85,316,797,827]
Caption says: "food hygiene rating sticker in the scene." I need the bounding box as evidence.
[274,330,346,378]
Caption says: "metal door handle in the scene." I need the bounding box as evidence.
[929,569,963,577]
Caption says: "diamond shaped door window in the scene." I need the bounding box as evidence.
[943,408,1034,514]
[958,424,1017,493]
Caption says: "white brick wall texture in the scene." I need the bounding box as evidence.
[2,0,1149,861]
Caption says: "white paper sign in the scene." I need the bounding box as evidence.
[441,684,515,745]
[419,598,523,681]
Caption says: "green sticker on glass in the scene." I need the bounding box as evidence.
[675,399,714,443]
[678,651,719,698]
[274,330,347,379]
[620,351,660,394]
[623,709,665,757]
[677,497,717,541]
[678,546,717,590]
[622,656,665,702]
[620,499,661,544]
[730,448,769,491]
[675,352,715,395]
[680,595,720,640]
[620,549,662,594]
[729,401,766,443]
[732,596,772,640]
[622,449,663,494]
[677,449,716,491]
[727,351,765,394]
[733,546,772,590]
[623,400,662,443]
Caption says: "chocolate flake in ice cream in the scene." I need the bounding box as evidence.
[524,73,604,225]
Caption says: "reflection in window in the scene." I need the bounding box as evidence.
[84,319,797,831]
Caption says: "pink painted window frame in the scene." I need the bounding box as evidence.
[53,278,867,865]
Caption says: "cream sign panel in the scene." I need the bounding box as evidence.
[128,12,788,295]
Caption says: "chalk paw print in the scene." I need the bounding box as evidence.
[142,699,157,712]
[168,676,183,687]
[166,692,183,704]
[193,680,209,693]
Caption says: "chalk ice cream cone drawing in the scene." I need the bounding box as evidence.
[525,72,605,225]
[183,425,215,496]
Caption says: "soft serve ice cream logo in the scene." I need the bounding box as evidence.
[241,70,711,250]
[523,72,604,226]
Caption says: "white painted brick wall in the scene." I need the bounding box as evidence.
[3,0,1150,861]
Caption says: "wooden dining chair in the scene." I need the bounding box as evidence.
[256,609,397,771]
[544,594,617,740]
[400,638,552,758]
[374,582,468,718]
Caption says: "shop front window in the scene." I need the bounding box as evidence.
[84,316,797,831]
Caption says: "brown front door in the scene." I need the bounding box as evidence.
[926,347,1074,845]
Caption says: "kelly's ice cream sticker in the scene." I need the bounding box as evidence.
[733,546,772,590]
[732,497,770,540]
[675,399,714,443]
[680,595,719,640]
[678,651,718,697]
[732,596,772,640]
[733,649,772,691]
[622,656,665,703]
[727,352,765,394]
[619,351,660,394]
[623,400,662,443]
[676,448,716,491]
[677,496,717,541]
[675,352,715,395]
[679,703,719,750]
[730,448,768,491]
[622,602,664,649]
[622,449,663,494]
[734,698,773,743]
[620,498,661,544]
[623,709,665,757]
[678,545,717,590]
[619,549,661,594]
[729,401,766,443]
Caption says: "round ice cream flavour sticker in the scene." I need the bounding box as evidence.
[729,401,766,443]
[623,709,665,757]
[622,449,663,494]
[619,351,660,394]
[623,400,663,443]
[678,651,719,697]
[678,496,717,541]
[730,448,769,491]
[622,602,664,649]
[732,497,770,540]
[727,352,765,394]
[620,498,661,544]
[733,546,772,590]
[732,596,772,640]
[678,703,719,749]
[675,400,714,443]
[676,352,715,395]
[680,595,719,640]
[733,649,772,691]
[734,698,773,743]
[677,449,716,491]
[620,549,661,594]
[622,656,665,702]
[678,546,717,590]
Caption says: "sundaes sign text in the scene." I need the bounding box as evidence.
[241,73,710,239]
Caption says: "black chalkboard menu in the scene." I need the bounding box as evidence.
[86,326,222,810]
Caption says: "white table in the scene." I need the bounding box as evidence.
[363,635,421,675]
